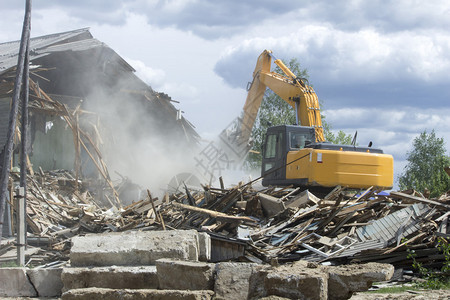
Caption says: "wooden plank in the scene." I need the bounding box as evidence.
[439,216,448,234]
[147,190,160,223]
[390,191,450,209]
[171,201,256,224]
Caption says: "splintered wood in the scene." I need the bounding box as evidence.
[1,167,450,272]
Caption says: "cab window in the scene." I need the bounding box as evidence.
[290,133,308,149]
[264,134,277,158]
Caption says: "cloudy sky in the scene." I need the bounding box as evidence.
[1,0,449,187]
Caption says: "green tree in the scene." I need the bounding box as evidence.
[245,58,352,170]
[322,115,354,145]
[398,130,450,198]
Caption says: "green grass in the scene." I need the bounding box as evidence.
[367,285,421,294]
[367,281,450,294]
[0,261,20,268]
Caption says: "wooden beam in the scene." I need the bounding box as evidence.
[171,201,256,224]
[390,191,450,209]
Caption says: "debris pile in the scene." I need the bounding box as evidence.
[1,171,449,275]
[162,183,450,270]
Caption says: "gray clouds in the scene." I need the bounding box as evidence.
[1,0,449,187]
[3,1,449,39]
[214,25,450,110]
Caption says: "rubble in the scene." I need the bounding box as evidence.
[61,287,215,300]
[0,268,37,297]
[1,166,449,298]
[62,266,158,291]
[156,259,216,291]
[2,171,449,272]
[70,230,205,266]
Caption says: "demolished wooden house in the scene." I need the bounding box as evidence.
[0,28,199,237]
[0,27,199,170]
[2,167,449,276]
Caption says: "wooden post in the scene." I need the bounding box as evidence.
[18,26,31,265]
[0,0,32,245]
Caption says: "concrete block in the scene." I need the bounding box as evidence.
[62,287,214,300]
[156,258,215,290]
[214,262,262,300]
[248,261,328,300]
[70,230,200,266]
[285,190,320,208]
[327,262,395,300]
[197,232,211,262]
[264,271,327,300]
[258,193,286,218]
[0,268,37,297]
[246,260,394,300]
[61,266,158,291]
[27,268,63,297]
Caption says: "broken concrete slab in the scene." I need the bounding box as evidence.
[61,287,214,300]
[326,262,395,300]
[263,268,328,300]
[61,266,158,291]
[284,189,320,209]
[0,268,37,297]
[214,262,262,300]
[257,297,291,300]
[27,268,63,297]
[156,258,215,291]
[70,230,202,267]
[258,193,286,218]
[248,262,328,300]
[197,232,211,262]
[247,260,394,300]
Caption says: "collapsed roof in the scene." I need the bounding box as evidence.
[0,28,199,184]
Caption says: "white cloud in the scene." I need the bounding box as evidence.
[324,107,450,134]
[323,106,450,188]
[124,58,201,109]
[2,0,450,191]
[216,25,450,87]
[126,58,167,88]
[159,82,199,104]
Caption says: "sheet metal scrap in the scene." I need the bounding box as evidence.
[2,170,449,271]
[164,184,449,270]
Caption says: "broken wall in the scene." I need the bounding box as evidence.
[0,29,200,199]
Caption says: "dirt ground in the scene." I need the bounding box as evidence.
[351,289,450,299]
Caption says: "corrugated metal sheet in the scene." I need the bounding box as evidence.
[0,28,92,75]
[0,98,11,151]
[328,203,434,258]
[336,239,386,258]
[35,38,104,54]
[1,27,135,76]
[355,203,433,245]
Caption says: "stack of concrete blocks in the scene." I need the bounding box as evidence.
[62,229,214,299]
[0,267,63,298]
[0,229,395,299]
[60,230,394,300]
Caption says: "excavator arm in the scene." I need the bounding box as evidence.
[241,50,324,143]
[219,50,324,163]
[219,50,393,190]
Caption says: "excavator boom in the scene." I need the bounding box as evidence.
[220,50,393,190]
[241,50,324,143]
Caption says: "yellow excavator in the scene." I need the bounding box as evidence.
[222,50,393,190]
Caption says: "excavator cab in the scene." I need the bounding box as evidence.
[262,124,393,190]
[262,125,315,187]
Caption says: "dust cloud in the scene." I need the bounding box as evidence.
[82,75,199,201]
